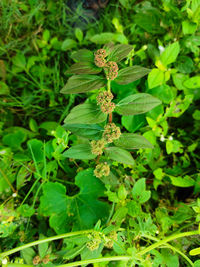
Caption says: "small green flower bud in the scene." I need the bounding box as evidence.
[105,231,118,249]
[86,232,102,251]
[91,139,105,155]
[94,162,110,178]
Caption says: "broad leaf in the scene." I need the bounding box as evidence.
[62,144,96,160]
[114,133,153,149]
[169,175,195,187]
[63,124,103,140]
[148,68,164,89]
[132,178,151,204]
[183,76,200,89]
[27,139,43,163]
[66,62,101,75]
[115,93,161,115]
[60,75,105,94]
[64,103,107,124]
[40,169,110,233]
[160,42,180,66]
[115,66,150,85]
[107,44,133,62]
[71,49,94,62]
[105,147,135,165]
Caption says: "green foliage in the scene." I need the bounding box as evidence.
[0,0,200,266]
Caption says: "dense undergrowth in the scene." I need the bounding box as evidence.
[0,0,200,266]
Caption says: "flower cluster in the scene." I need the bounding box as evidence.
[94,49,107,68]
[94,162,110,178]
[33,255,50,265]
[86,232,102,251]
[103,123,121,143]
[91,139,105,155]
[105,231,118,249]
[104,61,118,80]
[96,91,115,114]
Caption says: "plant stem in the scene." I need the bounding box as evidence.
[107,80,111,92]
[7,265,33,267]
[0,230,92,258]
[143,234,194,267]
[109,113,112,123]
[59,256,132,267]
[0,167,16,193]
[137,230,199,257]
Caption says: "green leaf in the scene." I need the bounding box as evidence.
[160,42,180,66]
[147,84,174,104]
[61,39,77,51]
[75,28,83,43]
[71,49,94,62]
[40,169,110,233]
[62,144,96,160]
[114,133,153,150]
[182,20,197,35]
[64,103,107,125]
[38,234,49,259]
[132,178,151,204]
[63,124,103,140]
[3,130,27,150]
[66,62,101,74]
[115,66,150,85]
[12,53,26,69]
[122,114,146,133]
[115,93,161,115]
[107,44,133,62]
[17,204,35,217]
[148,68,164,89]
[21,248,36,264]
[27,139,43,163]
[60,75,105,94]
[0,81,9,95]
[183,76,200,89]
[169,175,195,187]
[135,9,163,34]
[90,33,115,44]
[105,147,135,165]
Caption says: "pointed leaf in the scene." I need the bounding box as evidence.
[64,103,107,124]
[160,42,180,66]
[107,44,133,62]
[114,133,153,150]
[66,62,101,74]
[62,144,96,160]
[115,93,161,115]
[71,49,94,62]
[63,124,103,139]
[60,75,106,94]
[115,66,150,85]
[105,147,135,165]
[148,68,165,89]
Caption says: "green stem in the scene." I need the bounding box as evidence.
[59,256,132,267]
[143,234,194,267]
[0,230,92,258]
[107,80,111,92]
[137,230,199,257]
[7,265,33,267]
[0,167,16,193]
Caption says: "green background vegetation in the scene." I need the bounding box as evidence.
[0,0,200,266]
